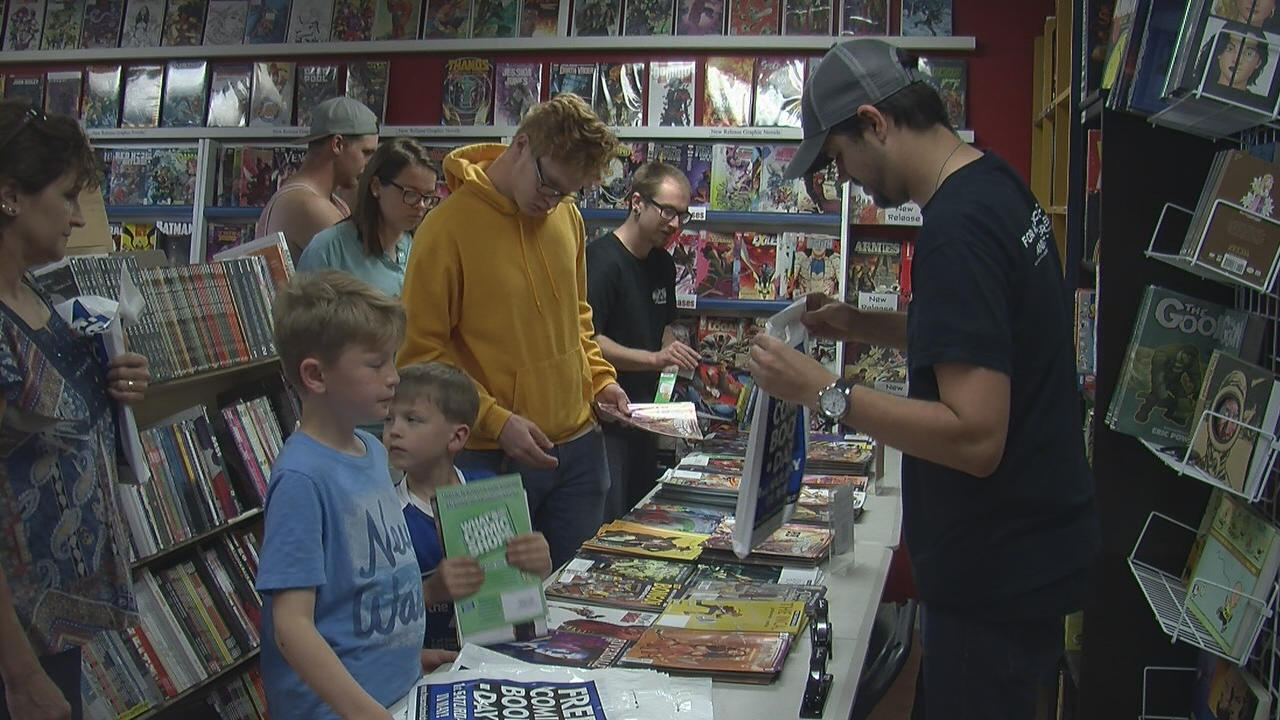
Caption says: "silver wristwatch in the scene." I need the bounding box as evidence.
[817,379,854,422]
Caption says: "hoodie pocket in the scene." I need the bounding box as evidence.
[512,348,593,438]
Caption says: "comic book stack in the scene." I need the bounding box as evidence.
[474,435,880,682]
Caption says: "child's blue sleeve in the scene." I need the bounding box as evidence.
[255,471,328,592]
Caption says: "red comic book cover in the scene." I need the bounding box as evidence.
[727,0,778,34]
[666,229,702,306]
[696,231,737,298]
[736,232,777,300]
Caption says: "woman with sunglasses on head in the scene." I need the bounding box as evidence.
[297,138,441,299]
[0,100,150,720]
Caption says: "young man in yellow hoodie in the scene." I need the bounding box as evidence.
[398,93,629,569]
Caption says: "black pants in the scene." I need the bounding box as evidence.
[910,605,1062,720]
[0,647,82,720]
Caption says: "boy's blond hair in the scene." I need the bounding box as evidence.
[394,362,480,427]
[273,270,406,389]
[517,93,619,184]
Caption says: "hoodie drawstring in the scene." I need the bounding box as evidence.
[517,219,543,313]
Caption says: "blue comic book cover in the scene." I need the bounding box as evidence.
[734,299,808,557]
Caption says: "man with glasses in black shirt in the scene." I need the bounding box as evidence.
[587,162,702,521]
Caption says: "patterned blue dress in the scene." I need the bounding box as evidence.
[0,279,136,655]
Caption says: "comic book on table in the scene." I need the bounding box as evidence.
[432,474,550,647]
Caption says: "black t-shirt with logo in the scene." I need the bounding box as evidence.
[586,233,678,405]
[903,150,1100,620]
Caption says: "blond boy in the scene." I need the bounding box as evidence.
[256,271,446,720]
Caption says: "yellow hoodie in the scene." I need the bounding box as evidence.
[398,143,617,448]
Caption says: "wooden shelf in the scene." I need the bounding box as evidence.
[131,508,263,571]
[133,648,261,720]
[148,356,281,394]
[0,34,977,64]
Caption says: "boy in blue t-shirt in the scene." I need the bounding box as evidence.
[384,361,553,650]
[254,271,452,720]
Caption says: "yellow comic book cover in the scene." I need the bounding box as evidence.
[657,598,807,636]
[582,520,707,561]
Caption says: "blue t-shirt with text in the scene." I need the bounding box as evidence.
[256,430,426,720]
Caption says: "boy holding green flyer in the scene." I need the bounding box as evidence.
[385,361,554,649]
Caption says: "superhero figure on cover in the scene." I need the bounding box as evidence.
[503,80,536,124]
[7,7,39,49]
[1134,343,1202,426]
[661,78,693,125]
[386,0,415,34]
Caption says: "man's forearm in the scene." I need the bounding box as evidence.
[595,334,659,372]
[275,615,389,720]
[842,385,1002,478]
[852,309,909,350]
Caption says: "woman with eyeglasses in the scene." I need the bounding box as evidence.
[0,100,150,720]
[296,138,440,299]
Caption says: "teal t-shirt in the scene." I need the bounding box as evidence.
[297,220,412,298]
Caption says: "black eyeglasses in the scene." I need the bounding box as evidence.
[533,156,581,203]
[642,194,693,224]
[0,107,46,153]
[387,180,441,209]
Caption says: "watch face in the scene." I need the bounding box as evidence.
[819,388,847,419]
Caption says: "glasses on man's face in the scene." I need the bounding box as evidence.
[642,195,693,225]
[533,156,581,203]
[387,180,441,210]
[0,106,47,153]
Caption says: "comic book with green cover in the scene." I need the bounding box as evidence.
[1106,286,1253,449]
[433,474,549,647]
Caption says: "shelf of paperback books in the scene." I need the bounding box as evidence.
[133,648,261,720]
[1137,407,1280,504]
[0,35,977,66]
[1128,512,1278,666]
[1145,202,1280,298]
[130,508,263,572]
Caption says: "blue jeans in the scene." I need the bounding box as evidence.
[457,429,610,569]
[910,605,1063,720]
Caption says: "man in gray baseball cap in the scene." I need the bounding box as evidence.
[749,38,1099,720]
[257,97,381,262]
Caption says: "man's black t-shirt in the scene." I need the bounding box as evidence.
[585,233,677,404]
[903,150,1100,620]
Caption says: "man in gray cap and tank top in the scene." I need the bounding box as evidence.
[256,96,380,263]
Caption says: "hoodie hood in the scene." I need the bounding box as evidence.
[443,143,519,216]
[440,142,563,311]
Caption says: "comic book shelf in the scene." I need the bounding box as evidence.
[121,353,283,720]
[1064,47,1280,720]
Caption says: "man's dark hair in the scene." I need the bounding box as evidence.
[828,49,953,140]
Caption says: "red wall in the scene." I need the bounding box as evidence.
[4,0,1055,178]
[957,0,1057,180]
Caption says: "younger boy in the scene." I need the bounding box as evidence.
[255,270,431,720]
[384,361,554,650]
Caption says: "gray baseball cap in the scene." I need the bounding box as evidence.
[298,97,380,144]
[784,38,920,179]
